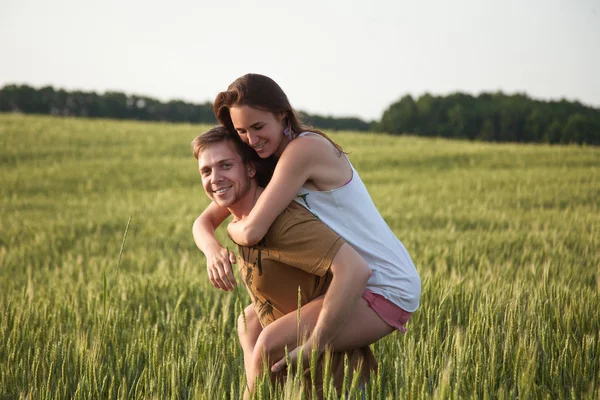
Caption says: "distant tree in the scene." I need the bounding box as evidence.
[562,113,600,145]
[379,94,418,134]
[544,120,563,144]
[415,93,440,136]
[523,109,545,142]
[478,118,496,142]
[102,92,128,119]
[301,112,371,131]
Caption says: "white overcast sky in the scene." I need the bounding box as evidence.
[1,0,598,120]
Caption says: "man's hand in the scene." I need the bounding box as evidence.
[205,245,237,291]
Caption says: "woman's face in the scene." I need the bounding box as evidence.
[229,105,289,158]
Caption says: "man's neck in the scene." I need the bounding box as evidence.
[228,185,264,220]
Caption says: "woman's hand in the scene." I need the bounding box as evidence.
[205,244,237,291]
[271,339,322,373]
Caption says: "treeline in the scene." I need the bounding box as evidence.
[378,92,600,145]
[1,84,599,145]
[0,84,216,124]
[302,114,372,132]
[0,84,371,132]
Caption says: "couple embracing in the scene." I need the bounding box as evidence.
[191,74,421,398]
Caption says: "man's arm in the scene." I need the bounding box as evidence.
[192,201,237,291]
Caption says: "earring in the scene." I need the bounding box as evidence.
[283,118,295,140]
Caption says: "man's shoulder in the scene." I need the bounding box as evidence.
[265,201,319,243]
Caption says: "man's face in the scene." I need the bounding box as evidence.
[198,141,255,208]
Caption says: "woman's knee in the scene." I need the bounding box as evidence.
[252,327,284,369]
[252,332,270,365]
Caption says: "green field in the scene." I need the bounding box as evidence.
[1,114,599,399]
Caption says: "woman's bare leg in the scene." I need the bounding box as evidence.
[246,296,394,394]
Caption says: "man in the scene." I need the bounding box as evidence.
[191,126,377,397]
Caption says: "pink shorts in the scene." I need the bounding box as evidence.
[362,289,413,332]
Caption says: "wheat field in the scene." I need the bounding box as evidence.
[0,114,598,399]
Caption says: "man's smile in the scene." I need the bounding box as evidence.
[213,186,232,195]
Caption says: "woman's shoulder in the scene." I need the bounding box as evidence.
[295,131,330,143]
[283,132,340,161]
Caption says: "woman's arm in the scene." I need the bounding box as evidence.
[192,201,237,291]
[306,244,372,347]
[271,243,372,372]
[227,137,324,246]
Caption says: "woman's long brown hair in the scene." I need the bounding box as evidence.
[213,73,345,155]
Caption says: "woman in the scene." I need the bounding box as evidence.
[192,73,421,381]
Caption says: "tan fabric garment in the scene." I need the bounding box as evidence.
[237,201,377,397]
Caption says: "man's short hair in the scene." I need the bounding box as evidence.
[191,126,276,188]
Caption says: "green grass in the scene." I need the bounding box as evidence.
[1,113,599,399]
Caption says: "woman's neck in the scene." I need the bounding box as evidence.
[274,136,291,158]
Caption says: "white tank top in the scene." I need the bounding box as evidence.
[293,132,421,312]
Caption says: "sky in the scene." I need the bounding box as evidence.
[1,0,599,121]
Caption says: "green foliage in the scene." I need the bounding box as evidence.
[300,113,372,132]
[380,91,600,145]
[379,95,419,135]
[0,84,373,133]
[1,115,599,398]
[4,84,599,144]
[0,84,217,124]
